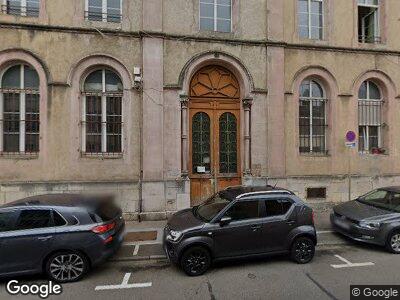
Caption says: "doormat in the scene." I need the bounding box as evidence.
[124,231,158,242]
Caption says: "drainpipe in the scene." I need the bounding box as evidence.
[138,37,144,223]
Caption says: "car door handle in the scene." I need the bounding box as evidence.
[251,225,262,231]
[286,221,296,226]
[37,236,53,241]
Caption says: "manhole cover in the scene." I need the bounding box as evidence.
[124,231,158,242]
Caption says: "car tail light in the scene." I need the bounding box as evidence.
[92,222,116,234]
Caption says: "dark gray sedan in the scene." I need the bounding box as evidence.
[0,194,125,282]
[331,186,400,253]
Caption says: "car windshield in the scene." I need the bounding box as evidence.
[194,193,231,222]
[357,189,400,213]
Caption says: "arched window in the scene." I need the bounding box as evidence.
[0,64,40,154]
[358,80,383,153]
[299,79,327,154]
[82,68,123,155]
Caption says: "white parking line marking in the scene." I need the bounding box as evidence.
[132,245,140,256]
[95,273,152,291]
[317,231,334,234]
[330,254,375,269]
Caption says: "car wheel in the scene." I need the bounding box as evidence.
[386,231,400,254]
[291,236,315,264]
[180,246,211,276]
[45,251,89,283]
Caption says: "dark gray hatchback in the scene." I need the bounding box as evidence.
[0,194,125,282]
[331,186,400,253]
[163,186,317,276]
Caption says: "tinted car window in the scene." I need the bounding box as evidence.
[15,210,52,230]
[0,211,17,232]
[53,211,67,226]
[225,201,260,221]
[195,193,231,222]
[265,199,292,217]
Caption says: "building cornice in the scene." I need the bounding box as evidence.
[2,22,400,56]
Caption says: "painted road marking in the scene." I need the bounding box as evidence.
[317,231,334,234]
[331,254,375,269]
[133,245,139,256]
[95,273,152,291]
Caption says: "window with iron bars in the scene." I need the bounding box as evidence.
[358,80,383,153]
[1,0,39,17]
[85,0,122,23]
[299,79,327,154]
[0,64,40,155]
[82,69,123,156]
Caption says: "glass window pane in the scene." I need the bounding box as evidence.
[216,19,231,32]
[299,26,309,38]
[368,81,381,99]
[192,112,211,173]
[217,5,230,19]
[2,65,21,89]
[26,0,39,17]
[217,0,231,5]
[107,0,120,9]
[224,201,260,221]
[15,210,52,230]
[300,80,310,97]
[358,81,368,99]
[298,0,308,13]
[311,81,324,98]
[0,211,17,232]
[84,70,103,92]
[311,13,322,27]
[298,12,309,26]
[88,0,103,21]
[219,113,237,174]
[200,18,214,30]
[105,70,123,92]
[106,96,122,153]
[7,0,21,15]
[200,3,214,18]
[310,0,322,14]
[24,65,39,89]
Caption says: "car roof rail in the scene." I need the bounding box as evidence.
[236,190,292,199]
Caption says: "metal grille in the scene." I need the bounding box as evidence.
[1,2,39,17]
[85,95,102,154]
[219,112,237,174]
[299,98,327,154]
[192,112,210,173]
[358,99,382,152]
[106,96,122,153]
[3,92,20,153]
[25,93,40,152]
[84,11,122,23]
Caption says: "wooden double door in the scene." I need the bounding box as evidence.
[189,66,241,206]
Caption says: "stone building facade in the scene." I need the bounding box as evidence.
[1,0,400,220]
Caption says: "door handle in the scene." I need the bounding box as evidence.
[251,225,262,231]
[286,221,296,226]
[37,236,53,241]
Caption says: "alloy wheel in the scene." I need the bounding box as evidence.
[49,254,85,282]
[294,240,314,262]
[390,233,400,253]
[182,249,209,276]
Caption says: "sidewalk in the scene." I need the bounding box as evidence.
[111,207,348,263]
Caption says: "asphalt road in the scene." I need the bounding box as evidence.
[1,240,399,300]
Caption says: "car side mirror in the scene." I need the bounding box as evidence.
[219,217,232,227]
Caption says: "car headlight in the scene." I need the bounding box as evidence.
[167,230,182,242]
[359,221,381,229]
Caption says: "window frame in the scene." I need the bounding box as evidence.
[298,0,324,40]
[85,0,123,23]
[299,79,328,154]
[357,0,380,43]
[358,80,383,153]
[81,68,124,156]
[219,199,263,223]
[1,0,40,17]
[263,198,294,218]
[0,64,40,155]
[199,0,232,33]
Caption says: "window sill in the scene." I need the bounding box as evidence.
[359,152,389,157]
[81,152,123,159]
[0,152,38,159]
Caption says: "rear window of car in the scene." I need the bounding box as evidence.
[91,201,121,222]
[53,211,67,226]
[264,199,293,217]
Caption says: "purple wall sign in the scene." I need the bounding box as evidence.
[346,131,356,143]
